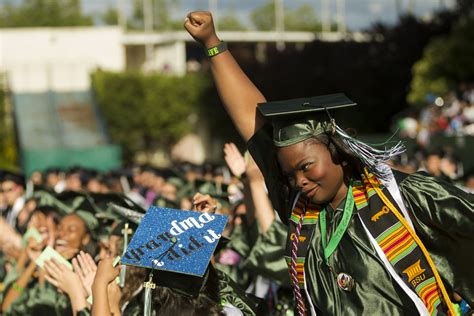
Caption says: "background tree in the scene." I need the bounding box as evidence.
[0,88,18,169]
[92,71,211,163]
[101,8,119,26]
[408,17,474,105]
[285,4,321,32]
[250,1,321,31]
[218,15,247,31]
[128,0,183,31]
[0,0,92,27]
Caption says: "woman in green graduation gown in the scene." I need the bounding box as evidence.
[183,11,474,316]
[2,212,95,315]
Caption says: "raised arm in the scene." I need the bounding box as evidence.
[184,11,266,142]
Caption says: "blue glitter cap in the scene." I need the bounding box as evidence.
[120,207,228,277]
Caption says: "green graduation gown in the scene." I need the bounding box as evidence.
[247,126,474,315]
[4,281,72,316]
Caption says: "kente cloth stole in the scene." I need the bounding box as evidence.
[284,171,455,316]
[284,198,321,314]
[353,170,455,316]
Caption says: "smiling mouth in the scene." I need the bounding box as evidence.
[303,186,319,199]
[55,239,69,250]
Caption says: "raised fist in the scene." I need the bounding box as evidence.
[184,11,220,48]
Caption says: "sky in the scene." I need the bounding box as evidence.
[5,0,457,31]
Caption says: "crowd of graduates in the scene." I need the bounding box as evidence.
[0,139,472,315]
[0,143,297,316]
[398,84,474,146]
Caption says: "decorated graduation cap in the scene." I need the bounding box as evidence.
[257,93,405,180]
[120,206,228,310]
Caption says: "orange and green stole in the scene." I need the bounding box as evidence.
[284,170,455,315]
[284,198,321,314]
[353,170,454,315]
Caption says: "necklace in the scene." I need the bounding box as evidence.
[319,183,355,291]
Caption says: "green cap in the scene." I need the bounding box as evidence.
[257,93,356,147]
[34,190,99,236]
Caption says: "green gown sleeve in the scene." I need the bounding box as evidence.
[4,282,72,316]
[247,125,294,225]
[242,219,291,286]
[226,221,253,257]
[216,269,258,316]
[398,171,474,306]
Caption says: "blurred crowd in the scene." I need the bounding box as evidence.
[398,84,474,146]
[0,143,294,316]
[0,141,472,315]
[388,145,474,194]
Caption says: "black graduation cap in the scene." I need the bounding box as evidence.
[54,190,100,235]
[150,266,210,297]
[257,93,357,147]
[89,192,145,216]
[1,169,26,187]
[258,93,356,117]
[154,167,183,181]
[194,179,230,197]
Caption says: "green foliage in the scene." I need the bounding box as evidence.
[250,1,321,31]
[285,4,321,32]
[128,0,183,31]
[0,0,93,27]
[0,89,18,169]
[218,15,247,31]
[250,1,275,31]
[101,8,119,26]
[91,71,211,162]
[408,18,474,105]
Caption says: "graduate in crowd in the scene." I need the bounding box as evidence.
[1,205,95,315]
[184,11,474,316]
[90,192,261,316]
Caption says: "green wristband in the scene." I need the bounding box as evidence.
[206,41,227,57]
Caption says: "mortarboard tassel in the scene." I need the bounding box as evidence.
[109,204,144,224]
[335,125,406,181]
[143,272,156,316]
[119,222,133,288]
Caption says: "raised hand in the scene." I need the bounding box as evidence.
[91,257,121,316]
[224,143,246,178]
[93,257,121,286]
[192,192,218,213]
[44,258,84,296]
[245,153,264,181]
[26,238,45,262]
[44,258,88,313]
[184,11,220,47]
[72,251,97,297]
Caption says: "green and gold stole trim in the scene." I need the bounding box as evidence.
[353,169,455,316]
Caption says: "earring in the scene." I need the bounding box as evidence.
[342,161,348,166]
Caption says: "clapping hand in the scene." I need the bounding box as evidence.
[44,258,84,296]
[72,251,97,297]
[93,257,121,286]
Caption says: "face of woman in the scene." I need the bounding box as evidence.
[55,214,89,258]
[98,235,121,260]
[28,212,51,248]
[277,139,347,207]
